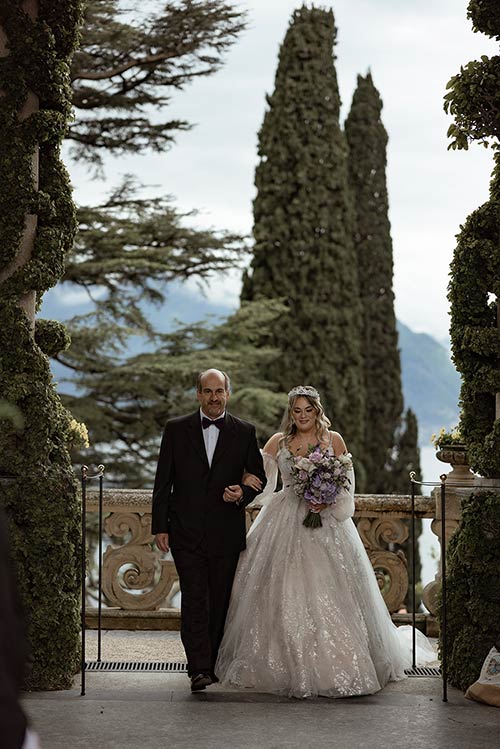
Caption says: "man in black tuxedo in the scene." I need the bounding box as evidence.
[152,368,266,691]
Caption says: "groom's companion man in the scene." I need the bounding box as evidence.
[152,369,266,692]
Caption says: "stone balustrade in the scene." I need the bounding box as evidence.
[85,488,435,629]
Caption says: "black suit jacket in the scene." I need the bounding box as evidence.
[151,411,267,556]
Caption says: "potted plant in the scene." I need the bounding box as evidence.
[430,426,474,484]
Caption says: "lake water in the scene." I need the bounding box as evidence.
[419,445,444,586]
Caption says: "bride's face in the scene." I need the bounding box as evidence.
[291,397,316,432]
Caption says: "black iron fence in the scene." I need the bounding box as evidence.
[80,465,484,702]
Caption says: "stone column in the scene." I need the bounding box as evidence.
[421,481,470,616]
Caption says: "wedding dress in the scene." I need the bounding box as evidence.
[215,448,436,698]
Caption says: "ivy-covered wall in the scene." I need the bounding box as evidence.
[440,490,500,691]
[445,0,500,478]
[0,1,84,689]
[448,198,500,478]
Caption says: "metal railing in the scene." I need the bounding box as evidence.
[80,464,104,697]
[81,465,447,701]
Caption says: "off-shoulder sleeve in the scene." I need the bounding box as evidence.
[248,451,278,509]
[246,451,279,536]
[331,461,355,522]
[254,450,278,507]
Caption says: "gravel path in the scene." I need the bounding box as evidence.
[85,630,186,662]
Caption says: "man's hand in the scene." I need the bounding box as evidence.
[155,533,170,553]
[223,484,244,503]
[242,472,263,492]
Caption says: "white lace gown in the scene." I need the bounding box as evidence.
[215,449,436,698]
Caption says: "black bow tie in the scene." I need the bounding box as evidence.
[202,416,225,430]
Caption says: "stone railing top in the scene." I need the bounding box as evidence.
[355,493,434,516]
[86,488,434,517]
[86,488,150,511]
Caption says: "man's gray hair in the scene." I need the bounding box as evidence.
[196,369,231,392]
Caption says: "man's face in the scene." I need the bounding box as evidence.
[196,371,230,418]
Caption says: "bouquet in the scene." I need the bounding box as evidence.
[289,445,352,528]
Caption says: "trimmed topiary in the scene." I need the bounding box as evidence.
[440,490,500,691]
[445,0,500,478]
[0,1,83,689]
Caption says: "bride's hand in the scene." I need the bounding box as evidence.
[242,472,263,491]
[309,502,327,513]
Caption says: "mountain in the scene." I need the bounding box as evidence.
[41,284,461,445]
[397,320,460,442]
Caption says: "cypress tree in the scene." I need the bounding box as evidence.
[345,72,404,492]
[389,409,422,492]
[242,6,365,480]
[387,408,423,609]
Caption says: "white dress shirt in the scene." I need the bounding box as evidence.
[200,409,225,467]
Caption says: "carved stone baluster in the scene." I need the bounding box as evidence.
[421,485,463,616]
[102,511,178,610]
[87,489,436,625]
[356,517,409,613]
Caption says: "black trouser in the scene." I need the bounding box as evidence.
[172,541,240,677]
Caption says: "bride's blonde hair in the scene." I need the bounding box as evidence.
[279,386,331,447]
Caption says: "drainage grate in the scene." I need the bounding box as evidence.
[404,666,440,677]
[84,662,440,678]
[85,661,187,672]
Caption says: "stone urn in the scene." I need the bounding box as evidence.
[435,443,475,485]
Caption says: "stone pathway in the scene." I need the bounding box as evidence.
[24,671,500,749]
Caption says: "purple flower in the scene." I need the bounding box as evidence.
[289,447,353,528]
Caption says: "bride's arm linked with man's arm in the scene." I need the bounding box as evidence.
[241,429,355,522]
[242,451,278,508]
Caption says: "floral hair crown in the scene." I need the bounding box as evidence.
[287,385,320,400]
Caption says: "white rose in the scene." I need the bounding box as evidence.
[338,453,353,470]
[295,456,315,472]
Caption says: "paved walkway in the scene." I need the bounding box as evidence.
[23,633,500,749]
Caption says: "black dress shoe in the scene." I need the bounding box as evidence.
[190,673,212,692]
[210,672,219,683]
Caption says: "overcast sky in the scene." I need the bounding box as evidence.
[64,0,498,343]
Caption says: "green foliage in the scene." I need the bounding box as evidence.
[388,409,422,492]
[448,196,500,477]
[241,7,366,485]
[0,1,78,295]
[0,1,83,689]
[385,407,422,604]
[446,2,500,478]
[444,2,500,150]
[440,491,500,691]
[35,319,72,357]
[64,299,286,485]
[69,0,246,169]
[445,56,500,151]
[345,73,405,493]
[0,310,81,691]
[47,2,277,485]
[63,179,248,331]
[468,0,500,40]
[55,0,263,469]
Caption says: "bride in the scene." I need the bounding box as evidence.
[215,385,436,698]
